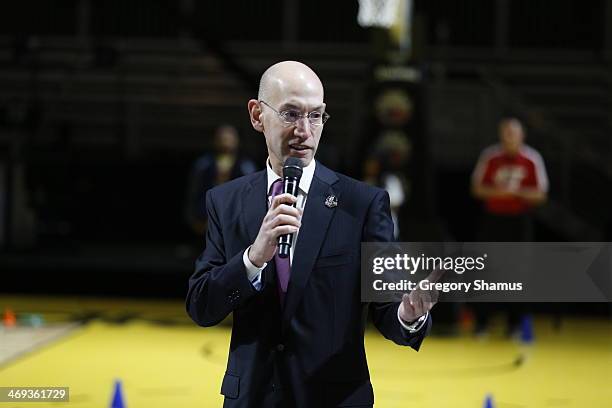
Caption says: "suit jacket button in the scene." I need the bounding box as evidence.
[276,344,285,352]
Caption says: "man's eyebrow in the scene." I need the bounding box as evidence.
[279,103,325,111]
[278,103,300,110]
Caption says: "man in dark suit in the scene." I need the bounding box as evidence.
[186,61,435,407]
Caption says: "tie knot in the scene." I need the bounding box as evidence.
[270,178,283,197]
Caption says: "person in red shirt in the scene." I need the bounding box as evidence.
[472,117,548,240]
[470,117,549,336]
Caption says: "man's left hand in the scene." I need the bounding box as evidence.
[398,286,438,323]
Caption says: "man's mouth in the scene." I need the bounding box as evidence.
[289,144,309,151]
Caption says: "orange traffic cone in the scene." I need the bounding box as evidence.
[3,308,17,328]
[459,306,475,333]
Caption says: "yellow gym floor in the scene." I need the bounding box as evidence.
[0,296,610,407]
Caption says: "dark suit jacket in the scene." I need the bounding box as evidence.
[186,162,431,408]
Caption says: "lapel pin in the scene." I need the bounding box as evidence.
[324,195,338,208]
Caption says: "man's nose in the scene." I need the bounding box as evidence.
[294,117,311,137]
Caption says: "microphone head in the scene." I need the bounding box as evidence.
[283,157,303,179]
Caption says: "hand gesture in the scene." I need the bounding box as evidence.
[398,269,441,322]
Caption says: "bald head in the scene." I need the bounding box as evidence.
[248,61,327,175]
[257,61,324,104]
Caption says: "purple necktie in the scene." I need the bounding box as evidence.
[270,179,291,306]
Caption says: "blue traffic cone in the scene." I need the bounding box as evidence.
[520,315,535,344]
[483,393,495,408]
[110,379,125,408]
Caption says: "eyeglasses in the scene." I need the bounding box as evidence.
[259,100,330,126]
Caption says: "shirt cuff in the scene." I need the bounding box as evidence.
[243,246,266,290]
[397,308,428,333]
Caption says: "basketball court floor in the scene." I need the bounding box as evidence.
[1,295,610,407]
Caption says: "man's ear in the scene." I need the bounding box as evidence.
[248,99,264,133]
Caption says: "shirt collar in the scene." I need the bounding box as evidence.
[266,158,316,195]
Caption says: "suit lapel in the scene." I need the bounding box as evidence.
[282,163,339,331]
[242,170,267,245]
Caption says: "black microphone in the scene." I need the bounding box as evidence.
[278,157,303,258]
